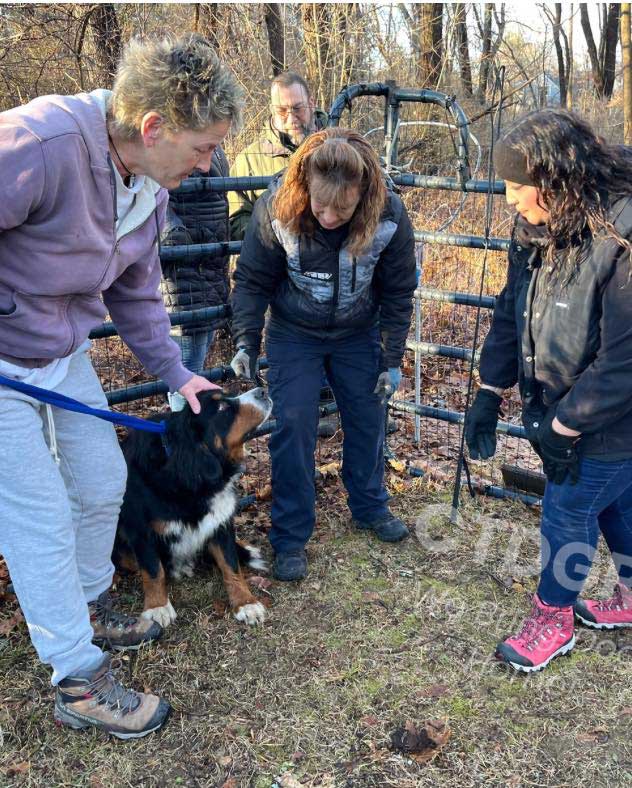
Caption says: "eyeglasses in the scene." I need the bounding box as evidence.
[270,103,309,119]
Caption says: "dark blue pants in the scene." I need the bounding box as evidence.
[265,324,389,553]
[538,457,632,606]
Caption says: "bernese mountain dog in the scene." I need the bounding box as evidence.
[113,387,273,628]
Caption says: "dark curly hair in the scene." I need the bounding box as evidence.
[498,108,632,281]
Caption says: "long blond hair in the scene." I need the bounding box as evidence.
[273,128,386,257]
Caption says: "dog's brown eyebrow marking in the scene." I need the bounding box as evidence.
[141,564,169,611]
[214,435,223,452]
[225,404,263,462]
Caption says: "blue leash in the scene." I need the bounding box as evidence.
[0,373,167,435]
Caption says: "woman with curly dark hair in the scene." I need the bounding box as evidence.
[230,128,417,580]
[465,109,632,672]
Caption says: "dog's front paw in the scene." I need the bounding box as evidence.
[234,601,267,625]
[142,599,177,628]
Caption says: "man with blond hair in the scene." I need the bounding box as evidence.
[0,33,242,738]
[229,71,327,240]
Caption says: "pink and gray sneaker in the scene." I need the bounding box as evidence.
[495,594,575,673]
[574,582,632,630]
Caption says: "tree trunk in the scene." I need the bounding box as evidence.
[550,4,568,106]
[89,3,121,86]
[263,4,285,75]
[566,3,574,109]
[418,3,443,88]
[477,3,492,101]
[622,4,632,143]
[603,3,620,98]
[580,2,620,99]
[454,3,472,95]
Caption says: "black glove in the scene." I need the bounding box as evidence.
[537,412,580,485]
[465,389,503,460]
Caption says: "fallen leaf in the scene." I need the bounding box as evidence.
[6,762,30,777]
[359,715,380,728]
[620,707,632,717]
[417,684,449,699]
[291,750,305,762]
[362,591,382,603]
[221,779,237,788]
[576,728,609,745]
[211,600,228,618]
[387,458,406,473]
[390,719,451,764]
[217,755,232,768]
[255,484,272,502]
[0,610,24,636]
[247,575,272,591]
[317,461,340,478]
[278,773,303,788]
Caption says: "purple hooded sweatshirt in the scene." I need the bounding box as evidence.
[0,91,191,393]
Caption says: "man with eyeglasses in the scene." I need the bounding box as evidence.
[228,71,327,240]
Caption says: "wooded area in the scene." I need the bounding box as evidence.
[2,3,632,150]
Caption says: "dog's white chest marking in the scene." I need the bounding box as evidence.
[164,481,237,569]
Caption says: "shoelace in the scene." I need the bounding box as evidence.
[85,659,141,717]
[514,604,561,648]
[91,593,138,631]
[596,585,628,612]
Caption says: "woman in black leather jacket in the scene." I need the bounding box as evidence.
[465,109,632,673]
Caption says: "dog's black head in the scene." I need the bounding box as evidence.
[125,388,273,496]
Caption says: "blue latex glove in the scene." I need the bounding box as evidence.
[374,367,402,405]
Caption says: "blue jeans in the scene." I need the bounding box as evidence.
[168,330,215,411]
[266,324,389,553]
[538,457,632,606]
[171,330,215,375]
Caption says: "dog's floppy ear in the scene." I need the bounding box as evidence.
[162,410,224,493]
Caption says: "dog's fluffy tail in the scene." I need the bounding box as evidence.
[236,542,268,573]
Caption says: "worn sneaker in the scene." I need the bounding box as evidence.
[574,582,632,630]
[54,654,170,739]
[352,512,409,543]
[273,550,308,581]
[495,594,575,673]
[89,591,162,650]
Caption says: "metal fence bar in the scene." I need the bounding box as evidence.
[90,305,229,340]
[155,232,509,262]
[389,399,527,439]
[415,287,496,309]
[173,173,505,196]
[406,340,480,363]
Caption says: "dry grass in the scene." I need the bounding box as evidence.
[1,478,631,787]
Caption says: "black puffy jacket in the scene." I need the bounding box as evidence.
[480,200,632,460]
[231,179,416,369]
[160,147,230,335]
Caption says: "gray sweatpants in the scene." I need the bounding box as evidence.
[0,350,127,684]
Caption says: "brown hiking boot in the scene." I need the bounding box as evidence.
[54,654,170,739]
[89,591,162,650]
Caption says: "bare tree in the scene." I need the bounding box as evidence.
[453,3,472,95]
[474,3,506,102]
[543,3,571,106]
[622,3,632,143]
[264,3,285,76]
[89,3,121,86]
[399,3,443,88]
[580,3,620,99]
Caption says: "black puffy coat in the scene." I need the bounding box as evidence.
[231,180,416,369]
[480,201,632,460]
[160,147,230,335]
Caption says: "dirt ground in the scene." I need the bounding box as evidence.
[1,473,630,788]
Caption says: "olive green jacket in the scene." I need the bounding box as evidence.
[228,110,328,240]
